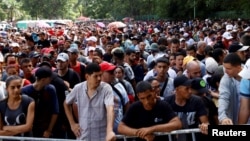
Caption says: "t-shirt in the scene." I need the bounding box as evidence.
[70,61,86,82]
[122,100,177,141]
[0,95,33,137]
[55,68,81,89]
[164,95,207,141]
[21,84,59,137]
[37,40,51,48]
[201,96,218,126]
[65,81,114,140]
[240,78,250,98]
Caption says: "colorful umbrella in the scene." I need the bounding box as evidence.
[76,16,90,21]
[36,21,51,28]
[96,22,105,28]
[122,17,134,22]
[107,21,126,29]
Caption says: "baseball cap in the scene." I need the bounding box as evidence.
[16,52,28,58]
[150,43,159,52]
[67,47,79,54]
[183,55,195,67]
[56,52,69,62]
[191,78,208,94]
[86,36,97,42]
[99,62,116,72]
[228,42,249,53]
[239,59,250,79]
[35,67,52,79]
[38,61,52,68]
[174,75,192,88]
[70,43,78,49]
[10,42,19,47]
[205,57,218,74]
[29,51,40,58]
[226,24,233,31]
[180,38,185,42]
[222,32,233,40]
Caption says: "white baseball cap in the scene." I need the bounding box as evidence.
[222,32,233,40]
[56,52,69,62]
[86,36,97,42]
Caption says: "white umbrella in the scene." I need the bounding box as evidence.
[36,21,51,28]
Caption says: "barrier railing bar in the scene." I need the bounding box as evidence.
[0,128,201,141]
[0,136,78,141]
[116,128,201,139]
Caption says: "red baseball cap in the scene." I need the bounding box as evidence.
[99,62,116,71]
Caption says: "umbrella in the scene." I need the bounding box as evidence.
[122,17,134,22]
[76,16,90,21]
[36,21,51,28]
[96,22,105,28]
[54,21,66,25]
[107,21,126,29]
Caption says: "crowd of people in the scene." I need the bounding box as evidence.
[0,18,249,141]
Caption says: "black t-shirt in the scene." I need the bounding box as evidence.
[55,68,81,89]
[164,95,208,141]
[131,64,145,83]
[202,96,218,125]
[122,99,177,141]
[37,39,51,48]
[196,53,205,61]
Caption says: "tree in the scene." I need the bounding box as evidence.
[1,0,23,21]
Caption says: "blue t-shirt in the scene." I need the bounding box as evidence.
[240,78,250,98]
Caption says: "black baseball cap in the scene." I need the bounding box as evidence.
[29,51,40,58]
[35,67,52,79]
[174,75,192,88]
[38,61,52,68]
[191,78,208,94]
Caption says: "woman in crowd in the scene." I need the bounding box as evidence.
[114,66,135,103]
[0,76,35,137]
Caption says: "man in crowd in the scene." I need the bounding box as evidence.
[64,63,116,141]
[118,81,182,141]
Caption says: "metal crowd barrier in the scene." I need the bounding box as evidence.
[0,128,200,141]
[116,128,201,141]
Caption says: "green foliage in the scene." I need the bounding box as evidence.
[0,0,250,21]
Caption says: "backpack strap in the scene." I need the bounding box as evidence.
[160,77,169,97]
[118,79,128,93]
[110,83,126,114]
